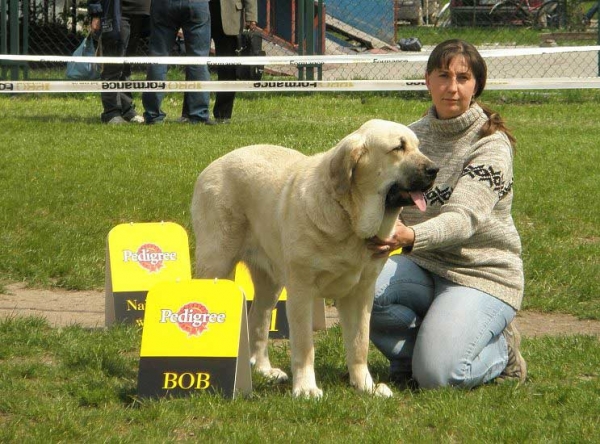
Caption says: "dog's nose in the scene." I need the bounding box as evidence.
[426,166,439,178]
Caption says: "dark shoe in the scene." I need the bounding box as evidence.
[178,117,216,125]
[216,118,231,124]
[389,371,417,389]
[499,321,527,383]
[106,116,127,125]
[144,119,164,125]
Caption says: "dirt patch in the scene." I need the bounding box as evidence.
[1,282,599,338]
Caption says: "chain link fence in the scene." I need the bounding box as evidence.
[2,0,599,81]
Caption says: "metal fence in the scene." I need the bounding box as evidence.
[2,0,599,82]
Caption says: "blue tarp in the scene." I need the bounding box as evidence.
[326,0,395,44]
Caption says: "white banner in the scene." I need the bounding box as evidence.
[1,46,600,66]
[2,78,600,94]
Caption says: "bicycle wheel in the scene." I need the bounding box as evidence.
[534,0,560,29]
[490,0,532,26]
[489,0,515,26]
[434,2,451,28]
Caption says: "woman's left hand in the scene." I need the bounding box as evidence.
[366,220,415,258]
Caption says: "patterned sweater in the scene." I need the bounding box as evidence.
[405,104,524,310]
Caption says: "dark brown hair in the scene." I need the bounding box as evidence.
[426,39,516,148]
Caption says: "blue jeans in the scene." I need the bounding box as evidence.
[142,0,211,123]
[370,255,515,389]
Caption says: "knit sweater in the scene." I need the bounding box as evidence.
[405,104,524,310]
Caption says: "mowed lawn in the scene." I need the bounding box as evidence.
[1,90,599,442]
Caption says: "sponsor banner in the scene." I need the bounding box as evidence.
[105,222,191,326]
[234,262,326,337]
[138,279,251,398]
[3,78,600,94]
[1,46,600,66]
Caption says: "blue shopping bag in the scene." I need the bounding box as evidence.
[66,35,101,80]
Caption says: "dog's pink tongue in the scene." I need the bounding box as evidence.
[410,191,427,212]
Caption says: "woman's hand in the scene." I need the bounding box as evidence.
[366,220,415,258]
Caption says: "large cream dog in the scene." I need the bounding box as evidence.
[191,119,438,398]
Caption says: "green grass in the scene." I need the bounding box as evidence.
[1,90,599,319]
[1,317,599,442]
[1,90,599,442]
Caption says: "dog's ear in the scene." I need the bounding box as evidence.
[329,133,366,195]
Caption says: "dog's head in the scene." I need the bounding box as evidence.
[329,119,438,237]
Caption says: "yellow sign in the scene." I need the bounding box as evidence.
[105,222,191,326]
[141,280,246,357]
[390,248,402,256]
[138,279,251,399]
[234,262,326,336]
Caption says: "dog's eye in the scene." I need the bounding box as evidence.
[392,138,406,152]
[392,144,405,152]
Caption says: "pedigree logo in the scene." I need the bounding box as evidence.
[122,243,177,272]
[160,302,226,337]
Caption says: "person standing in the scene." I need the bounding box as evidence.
[582,3,598,26]
[142,0,214,125]
[368,39,526,389]
[88,0,150,124]
[209,0,258,123]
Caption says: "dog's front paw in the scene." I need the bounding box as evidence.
[292,386,323,399]
[374,383,393,398]
[256,366,289,383]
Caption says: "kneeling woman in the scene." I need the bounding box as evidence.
[368,39,526,389]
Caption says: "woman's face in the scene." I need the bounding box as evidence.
[425,55,477,120]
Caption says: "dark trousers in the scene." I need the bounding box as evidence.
[210,0,239,120]
[100,14,147,122]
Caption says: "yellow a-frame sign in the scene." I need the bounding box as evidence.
[137,279,251,399]
[105,222,191,326]
[234,262,326,339]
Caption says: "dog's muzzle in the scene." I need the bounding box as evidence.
[385,165,439,212]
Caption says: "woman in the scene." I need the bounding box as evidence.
[368,39,526,389]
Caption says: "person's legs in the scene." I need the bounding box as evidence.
[586,3,598,20]
[412,276,515,389]
[210,0,237,120]
[142,1,178,124]
[181,0,211,122]
[99,16,131,123]
[370,255,435,378]
[120,14,146,121]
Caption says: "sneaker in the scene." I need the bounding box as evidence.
[499,321,527,383]
[216,118,231,124]
[176,116,191,123]
[128,115,145,124]
[106,116,127,125]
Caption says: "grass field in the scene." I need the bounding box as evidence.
[1,90,599,442]
[1,89,598,318]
